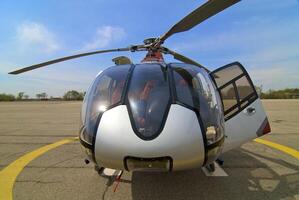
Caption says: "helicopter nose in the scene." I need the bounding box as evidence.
[93,104,205,171]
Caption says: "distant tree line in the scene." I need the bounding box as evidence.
[0,88,298,101]
[0,90,86,101]
[260,88,299,99]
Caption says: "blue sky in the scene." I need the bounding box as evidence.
[0,0,298,97]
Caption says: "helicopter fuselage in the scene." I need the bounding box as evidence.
[79,62,226,171]
[79,61,270,172]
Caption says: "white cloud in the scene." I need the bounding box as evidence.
[17,21,59,53]
[82,26,126,51]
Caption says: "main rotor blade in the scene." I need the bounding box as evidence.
[8,47,132,75]
[159,0,240,44]
[162,47,209,72]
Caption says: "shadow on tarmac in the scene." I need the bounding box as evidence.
[131,149,299,200]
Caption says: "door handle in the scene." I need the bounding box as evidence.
[245,107,256,115]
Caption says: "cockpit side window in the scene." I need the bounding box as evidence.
[172,67,197,107]
[83,65,131,145]
[171,64,224,144]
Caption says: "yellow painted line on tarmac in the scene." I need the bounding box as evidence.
[0,137,78,200]
[254,138,299,159]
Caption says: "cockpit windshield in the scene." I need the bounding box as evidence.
[127,64,170,139]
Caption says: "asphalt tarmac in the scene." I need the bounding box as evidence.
[0,100,298,200]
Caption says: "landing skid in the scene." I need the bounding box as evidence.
[94,165,122,178]
[94,165,104,175]
[205,158,224,172]
[202,162,228,177]
[205,163,216,172]
[94,166,124,192]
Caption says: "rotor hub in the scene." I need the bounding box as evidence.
[143,38,157,45]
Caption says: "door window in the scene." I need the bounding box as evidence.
[219,83,238,112]
[235,76,255,100]
[211,62,257,120]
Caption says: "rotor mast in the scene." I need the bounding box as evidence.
[141,38,165,63]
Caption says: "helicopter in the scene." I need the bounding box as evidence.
[9,0,271,173]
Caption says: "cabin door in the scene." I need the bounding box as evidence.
[210,62,270,152]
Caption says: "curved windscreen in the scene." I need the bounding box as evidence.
[127,64,170,139]
[171,64,224,145]
[82,65,131,144]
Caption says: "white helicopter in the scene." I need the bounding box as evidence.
[9,0,270,173]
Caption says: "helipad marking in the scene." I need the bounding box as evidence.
[0,137,78,200]
[254,138,299,159]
